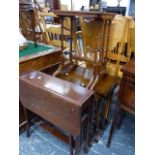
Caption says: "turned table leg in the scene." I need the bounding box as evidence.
[69,136,74,155]
[107,101,120,147]
[23,108,31,137]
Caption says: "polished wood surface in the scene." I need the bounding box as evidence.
[19,46,61,129]
[54,10,116,18]
[19,2,37,45]
[19,48,61,74]
[106,15,134,77]
[107,60,135,147]
[38,12,70,48]
[21,71,94,107]
[50,11,118,144]
[120,60,135,111]
[53,11,116,90]
[74,15,134,78]
[19,11,135,154]
[20,71,94,155]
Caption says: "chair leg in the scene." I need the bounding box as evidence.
[107,102,120,147]
[104,92,113,124]
[23,107,31,137]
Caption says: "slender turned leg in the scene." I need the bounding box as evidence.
[84,100,93,153]
[31,10,37,47]
[107,102,120,147]
[23,107,31,137]
[104,92,113,124]
[69,136,74,155]
[75,136,80,155]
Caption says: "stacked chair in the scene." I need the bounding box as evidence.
[38,12,70,48]
[51,12,118,146]
[51,12,135,147]
[106,15,135,78]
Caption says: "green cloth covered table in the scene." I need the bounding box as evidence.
[19,42,52,57]
[19,42,61,74]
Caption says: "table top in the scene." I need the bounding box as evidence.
[54,10,115,19]
[19,42,61,63]
[20,71,94,106]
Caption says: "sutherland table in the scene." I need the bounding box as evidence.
[19,42,61,129]
[20,71,94,155]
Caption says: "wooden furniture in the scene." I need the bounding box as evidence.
[19,42,61,130]
[128,21,135,55]
[107,60,135,147]
[38,12,70,48]
[46,0,60,23]
[19,42,61,74]
[47,0,60,11]
[53,11,116,87]
[106,15,135,78]
[20,71,94,155]
[50,11,118,143]
[74,15,135,78]
[60,14,134,141]
[19,1,37,46]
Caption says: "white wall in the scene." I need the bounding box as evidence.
[107,0,129,7]
[61,0,71,10]
[60,0,131,13]
[72,0,89,10]
[60,0,89,11]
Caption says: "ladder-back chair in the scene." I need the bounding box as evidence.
[106,15,135,78]
[53,13,116,90]
[38,12,70,48]
[75,15,135,78]
[52,12,118,141]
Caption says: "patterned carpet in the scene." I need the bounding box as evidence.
[19,105,135,155]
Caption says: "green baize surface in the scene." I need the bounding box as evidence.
[19,43,52,57]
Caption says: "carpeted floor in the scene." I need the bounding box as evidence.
[19,107,135,155]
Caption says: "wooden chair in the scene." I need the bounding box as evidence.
[52,12,118,145]
[107,60,135,147]
[19,9,46,43]
[71,16,135,141]
[128,20,135,57]
[74,15,135,78]
[56,15,116,89]
[38,12,70,48]
[106,15,135,78]
[60,4,71,31]
[19,12,31,39]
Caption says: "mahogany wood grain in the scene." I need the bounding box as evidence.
[20,71,94,155]
[19,49,61,130]
[19,50,61,74]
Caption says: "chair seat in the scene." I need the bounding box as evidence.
[93,75,118,96]
[57,64,118,97]
[57,64,93,87]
